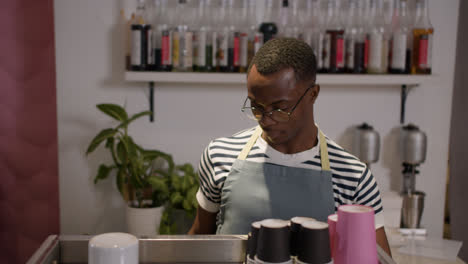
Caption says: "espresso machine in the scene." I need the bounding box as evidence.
[399,124,427,229]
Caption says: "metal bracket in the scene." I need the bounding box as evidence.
[149,81,154,122]
[400,84,416,124]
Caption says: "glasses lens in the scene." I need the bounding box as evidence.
[271,110,290,122]
[242,108,259,120]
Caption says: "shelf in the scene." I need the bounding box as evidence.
[125,71,434,87]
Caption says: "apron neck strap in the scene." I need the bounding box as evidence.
[238,126,263,160]
[318,129,331,171]
[238,126,331,171]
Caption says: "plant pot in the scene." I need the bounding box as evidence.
[125,205,164,237]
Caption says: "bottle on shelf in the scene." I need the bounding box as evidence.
[303,0,325,72]
[172,0,193,72]
[284,0,303,40]
[152,0,172,72]
[411,0,433,74]
[259,0,278,44]
[215,0,230,72]
[367,0,390,74]
[323,0,345,73]
[121,9,133,71]
[226,0,240,72]
[238,0,250,73]
[193,0,214,72]
[389,0,411,74]
[277,0,289,38]
[344,0,366,73]
[131,0,153,71]
[246,0,263,68]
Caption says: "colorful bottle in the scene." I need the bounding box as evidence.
[389,0,411,73]
[284,0,303,40]
[193,0,214,72]
[344,0,366,73]
[226,0,240,72]
[215,0,230,72]
[411,0,433,74]
[324,0,345,73]
[131,0,152,71]
[367,0,389,74]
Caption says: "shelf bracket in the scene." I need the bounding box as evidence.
[149,81,154,122]
[400,84,417,124]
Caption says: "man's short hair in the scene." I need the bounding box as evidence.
[247,38,317,83]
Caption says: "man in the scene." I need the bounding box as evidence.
[188,38,391,255]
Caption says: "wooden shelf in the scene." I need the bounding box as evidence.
[125,71,434,87]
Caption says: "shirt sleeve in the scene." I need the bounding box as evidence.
[353,167,385,229]
[196,143,221,213]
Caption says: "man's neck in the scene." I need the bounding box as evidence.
[262,124,319,154]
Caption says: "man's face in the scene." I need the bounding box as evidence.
[246,65,317,147]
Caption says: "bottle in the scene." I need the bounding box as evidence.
[259,0,278,44]
[303,0,325,72]
[284,0,303,40]
[215,0,230,72]
[238,0,249,73]
[122,10,133,71]
[172,0,193,72]
[344,0,366,73]
[324,0,345,73]
[193,0,212,72]
[226,0,240,72]
[389,0,411,73]
[411,0,433,74]
[367,0,390,73]
[131,0,152,71]
[246,0,263,68]
[277,0,289,38]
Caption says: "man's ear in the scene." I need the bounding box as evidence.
[310,84,320,104]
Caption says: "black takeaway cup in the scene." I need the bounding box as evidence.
[255,219,292,264]
[246,221,263,264]
[290,216,317,257]
[296,220,332,264]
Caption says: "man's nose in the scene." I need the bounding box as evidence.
[259,113,276,127]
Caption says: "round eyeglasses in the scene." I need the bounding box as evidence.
[241,86,312,123]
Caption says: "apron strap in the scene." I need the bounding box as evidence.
[238,126,331,172]
[238,126,263,160]
[319,129,331,171]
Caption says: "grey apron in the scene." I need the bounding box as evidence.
[217,126,335,234]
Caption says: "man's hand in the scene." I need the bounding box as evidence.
[188,206,217,234]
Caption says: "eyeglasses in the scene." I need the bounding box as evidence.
[241,86,312,123]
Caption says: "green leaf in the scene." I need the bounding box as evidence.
[170,192,184,206]
[171,174,182,191]
[117,141,127,165]
[94,164,114,184]
[147,176,169,193]
[116,168,126,196]
[116,111,152,130]
[97,104,128,121]
[86,128,116,154]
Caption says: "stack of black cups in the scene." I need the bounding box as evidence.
[246,217,331,264]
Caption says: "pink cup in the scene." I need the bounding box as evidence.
[334,205,378,264]
[327,214,338,258]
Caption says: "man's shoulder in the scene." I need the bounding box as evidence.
[207,126,257,149]
[323,135,368,174]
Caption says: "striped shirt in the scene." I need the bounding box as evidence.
[196,126,384,227]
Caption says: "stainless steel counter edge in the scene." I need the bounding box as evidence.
[28,234,395,264]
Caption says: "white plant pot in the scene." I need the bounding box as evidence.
[125,205,164,237]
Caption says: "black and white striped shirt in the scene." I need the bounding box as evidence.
[196,126,384,227]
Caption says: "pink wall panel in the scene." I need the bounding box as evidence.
[0,0,59,262]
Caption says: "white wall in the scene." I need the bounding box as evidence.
[55,0,460,237]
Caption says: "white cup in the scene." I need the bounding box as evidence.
[88,232,138,264]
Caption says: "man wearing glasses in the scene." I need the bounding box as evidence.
[189,38,390,254]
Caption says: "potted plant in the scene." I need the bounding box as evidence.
[86,103,174,236]
[159,163,199,234]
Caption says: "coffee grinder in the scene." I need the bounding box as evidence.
[399,124,427,229]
